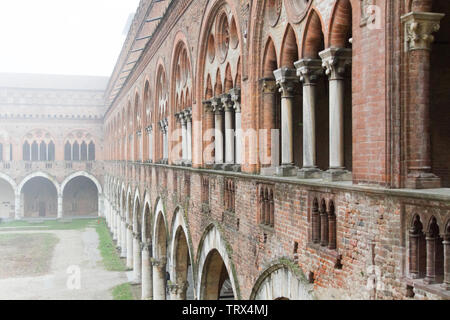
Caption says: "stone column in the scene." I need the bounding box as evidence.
[120,218,127,258]
[133,234,142,283]
[320,207,328,247]
[203,100,215,166]
[177,112,187,164]
[424,231,437,284]
[443,234,450,290]
[319,48,352,182]
[141,243,153,300]
[311,203,320,244]
[14,192,21,220]
[126,224,133,269]
[169,282,189,300]
[221,93,235,170]
[164,118,169,162]
[273,68,299,176]
[409,231,420,278]
[401,12,444,189]
[152,257,167,300]
[147,125,153,162]
[57,193,63,219]
[185,108,192,164]
[211,97,224,169]
[230,88,242,171]
[295,59,323,178]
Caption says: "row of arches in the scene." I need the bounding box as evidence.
[104,0,353,180]
[104,176,314,300]
[0,171,102,219]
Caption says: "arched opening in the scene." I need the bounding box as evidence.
[430,1,450,187]
[23,142,30,161]
[0,178,15,219]
[21,177,57,218]
[274,24,302,173]
[63,176,99,217]
[201,249,234,300]
[31,141,39,161]
[73,141,80,161]
[321,0,353,178]
[172,226,194,300]
[80,142,88,161]
[39,141,47,161]
[153,212,168,300]
[261,38,281,171]
[301,10,329,172]
[88,142,95,161]
[64,142,72,160]
[48,141,55,161]
[250,264,313,300]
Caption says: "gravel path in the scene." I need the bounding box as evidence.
[0,228,128,300]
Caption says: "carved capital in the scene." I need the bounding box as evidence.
[260,78,277,94]
[273,67,299,97]
[211,97,224,114]
[229,88,241,113]
[319,48,352,81]
[294,59,324,85]
[220,93,234,112]
[401,12,444,51]
[202,100,213,113]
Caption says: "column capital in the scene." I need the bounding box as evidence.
[319,48,352,80]
[183,108,192,122]
[142,243,151,252]
[221,93,234,112]
[151,256,167,269]
[230,88,241,113]
[260,78,277,94]
[401,12,444,51]
[176,112,187,125]
[146,125,153,133]
[202,99,213,113]
[273,67,299,97]
[211,97,224,114]
[294,59,324,85]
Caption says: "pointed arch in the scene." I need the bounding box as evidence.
[263,37,278,78]
[250,261,314,300]
[328,0,353,48]
[301,8,325,59]
[280,24,299,68]
[196,224,240,300]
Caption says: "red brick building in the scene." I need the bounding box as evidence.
[2,0,450,300]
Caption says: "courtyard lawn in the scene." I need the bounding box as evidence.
[95,219,126,272]
[111,282,134,300]
[0,233,59,279]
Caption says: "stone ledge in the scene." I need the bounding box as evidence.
[109,161,450,202]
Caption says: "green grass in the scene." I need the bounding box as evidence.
[95,219,126,272]
[111,283,134,300]
[0,233,59,278]
[0,218,99,231]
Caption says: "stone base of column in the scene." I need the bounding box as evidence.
[182,161,192,167]
[406,172,441,189]
[276,165,298,177]
[213,163,224,170]
[260,166,277,176]
[222,163,235,171]
[323,168,352,182]
[298,167,322,179]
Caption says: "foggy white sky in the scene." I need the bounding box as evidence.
[0,0,140,77]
